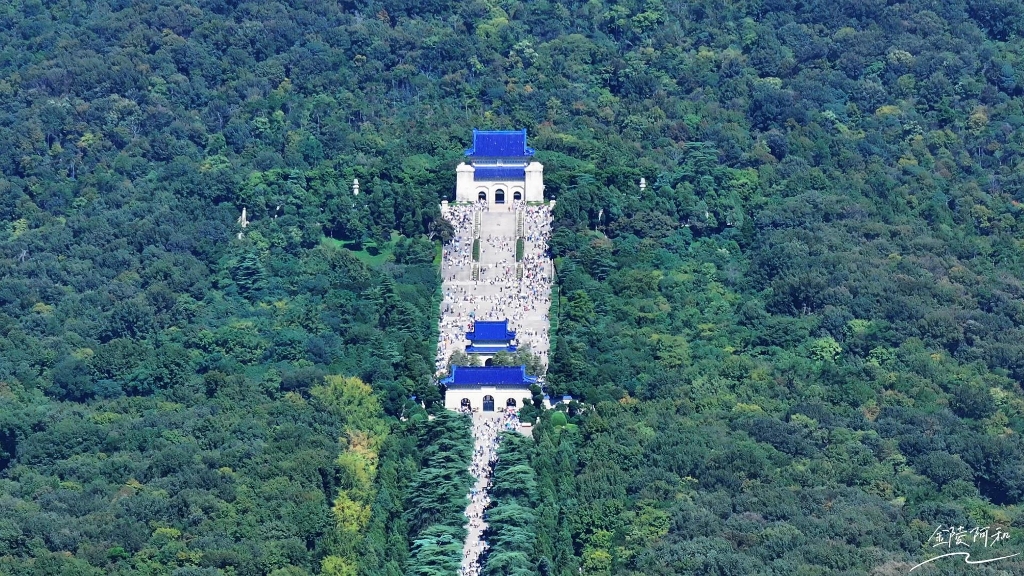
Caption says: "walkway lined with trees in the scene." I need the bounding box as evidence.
[438,200,553,574]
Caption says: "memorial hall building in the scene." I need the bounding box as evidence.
[455,129,544,206]
[440,129,546,413]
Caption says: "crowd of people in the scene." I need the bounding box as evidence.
[521,203,552,287]
[460,409,521,576]
[440,201,484,280]
[434,201,553,375]
[438,200,552,576]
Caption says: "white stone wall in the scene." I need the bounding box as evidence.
[455,163,475,202]
[443,386,532,412]
[453,162,543,205]
[524,162,544,202]
[473,182,525,206]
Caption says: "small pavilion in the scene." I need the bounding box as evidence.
[441,365,537,412]
[465,319,517,364]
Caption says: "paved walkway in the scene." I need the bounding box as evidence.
[436,201,553,374]
[437,200,553,575]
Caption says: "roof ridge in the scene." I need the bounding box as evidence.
[465,128,535,157]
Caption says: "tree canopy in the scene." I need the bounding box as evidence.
[3,0,1024,573]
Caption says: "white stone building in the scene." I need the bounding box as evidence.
[441,366,537,412]
[455,129,544,205]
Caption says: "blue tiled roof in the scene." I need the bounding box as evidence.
[474,166,526,181]
[442,365,538,387]
[465,344,518,354]
[466,320,516,342]
[465,129,535,158]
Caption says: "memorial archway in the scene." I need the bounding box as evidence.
[483,395,495,412]
[513,191,522,201]
[478,191,487,202]
[506,398,517,407]
[495,189,505,204]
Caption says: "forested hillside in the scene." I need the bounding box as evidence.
[2,0,1024,574]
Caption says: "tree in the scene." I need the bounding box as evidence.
[48,356,95,401]
[104,300,155,340]
[428,218,454,244]
[232,251,267,297]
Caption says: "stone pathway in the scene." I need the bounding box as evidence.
[436,202,554,375]
[460,410,527,576]
[436,201,553,575]
[461,412,498,575]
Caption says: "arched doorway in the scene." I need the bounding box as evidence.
[461,398,472,411]
[484,357,493,366]
[506,397,517,407]
[482,395,495,412]
[495,189,505,204]
[478,191,487,202]
[513,191,522,201]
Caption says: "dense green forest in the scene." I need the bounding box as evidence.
[2,0,1024,574]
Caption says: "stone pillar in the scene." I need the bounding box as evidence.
[456,163,474,202]
[525,162,544,202]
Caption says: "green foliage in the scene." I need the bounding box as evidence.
[0,389,343,574]
[515,237,524,262]
[472,238,480,262]
[447,350,481,370]
[488,345,545,376]
[316,375,389,570]
[479,428,579,575]
[397,412,474,575]
[393,236,437,265]
[232,251,267,298]
[550,411,568,427]
[1,0,1024,573]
